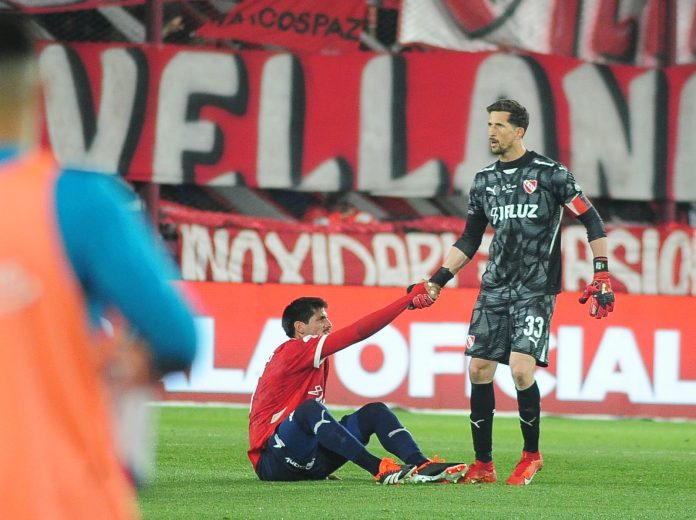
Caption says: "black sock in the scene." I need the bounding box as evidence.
[517,381,541,453]
[470,382,495,463]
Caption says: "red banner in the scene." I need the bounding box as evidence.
[38,42,696,201]
[1,0,144,12]
[169,207,696,296]
[196,0,367,54]
[400,0,694,67]
[163,283,696,419]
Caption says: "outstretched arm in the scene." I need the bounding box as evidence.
[425,210,487,299]
[321,283,431,358]
[441,247,473,276]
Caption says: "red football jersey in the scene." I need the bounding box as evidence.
[247,334,330,468]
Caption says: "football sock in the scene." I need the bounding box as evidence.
[351,402,428,466]
[353,451,381,476]
[517,381,541,453]
[470,382,495,463]
[293,400,381,475]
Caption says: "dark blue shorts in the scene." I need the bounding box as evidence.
[255,404,365,481]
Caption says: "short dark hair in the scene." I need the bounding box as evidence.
[486,99,529,131]
[0,14,36,63]
[281,297,328,338]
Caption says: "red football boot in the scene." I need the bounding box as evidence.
[505,451,543,486]
[462,460,497,484]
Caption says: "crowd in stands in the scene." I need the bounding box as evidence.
[156,183,696,230]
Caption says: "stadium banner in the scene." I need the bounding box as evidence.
[399,0,693,67]
[171,213,696,296]
[196,0,367,53]
[0,0,144,12]
[164,282,696,419]
[38,42,696,201]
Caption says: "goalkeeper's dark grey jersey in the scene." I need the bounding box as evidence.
[463,150,583,299]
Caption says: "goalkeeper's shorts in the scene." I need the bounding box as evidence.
[465,292,556,367]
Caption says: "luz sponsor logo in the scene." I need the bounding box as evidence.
[490,204,538,224]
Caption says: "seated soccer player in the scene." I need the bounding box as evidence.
[248,284,467,485]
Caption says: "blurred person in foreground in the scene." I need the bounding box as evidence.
[248,286,468,485]
[0,14,197,519]
[423,99,614,486]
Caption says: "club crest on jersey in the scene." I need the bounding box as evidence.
[465,335,475,350]
[523,179,537,194]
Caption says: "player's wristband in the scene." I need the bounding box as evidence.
[593,256,609,273]
[429,267,454,287]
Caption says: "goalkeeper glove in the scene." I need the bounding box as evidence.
[579,256,615,319]
[406,281,436,310]
[407,266,455,309]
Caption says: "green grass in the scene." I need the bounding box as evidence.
[139,405,696,519]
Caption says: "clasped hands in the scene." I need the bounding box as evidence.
[406,280,442,310]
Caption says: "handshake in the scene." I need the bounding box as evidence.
[406,280,441,310]
[406,267,454,310]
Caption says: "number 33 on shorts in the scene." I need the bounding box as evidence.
[523,316,544,340]
[520,315,549,362]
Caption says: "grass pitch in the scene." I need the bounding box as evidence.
[138,405,696,519]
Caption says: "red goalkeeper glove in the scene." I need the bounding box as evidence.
[579,257,615,319]
[406,281,436,310]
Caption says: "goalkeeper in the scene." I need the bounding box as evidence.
[423,99,614,487]
[248,286,467,485]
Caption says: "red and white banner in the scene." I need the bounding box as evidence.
[171,208,696,296]
[197,0,367,54]
[0,0,144,12]
[38,42,696,200]
[400,0,695,67]
[163,283,696,419]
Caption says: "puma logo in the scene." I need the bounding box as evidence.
[520,416,537,427]
[470,418,486,429]
[272,434,285,449]
[313,410,330,434]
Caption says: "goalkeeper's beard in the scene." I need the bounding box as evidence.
[490,141,510,156]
